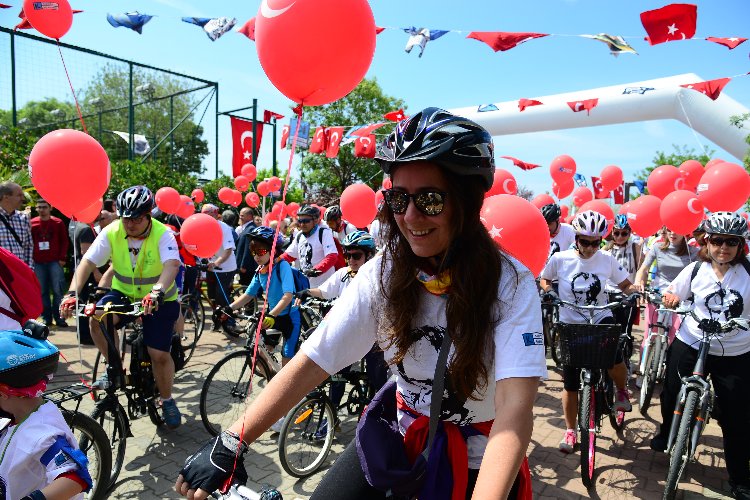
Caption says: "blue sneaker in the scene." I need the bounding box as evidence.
[162,399,182,429]
[314,418,329,441]
[91,371,111,390]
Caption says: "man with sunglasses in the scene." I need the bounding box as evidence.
[278,205,338,287]
[324,205,357,242]
[541,203,576,259]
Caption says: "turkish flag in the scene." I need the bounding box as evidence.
[0,4,11,8]
[309,126,327,154]
[612,183,625,204]
[350,123,387,137]
[499,156,541,171]
[706,36,747,49]
[591,176,609,199]
[518,98,543,112]
[680,77,731,100]
[640,3,697,45]
[263,110,285,123]
[354,135,376,158]
[567,98,599,115]
[237,18,255,40]
[466,31,548,52]
[17,7,82,29]
[280,124,290,148]
[375,26,385,35]
[326,127,344,158]
[384,109,406,122]
[231,116,263,177]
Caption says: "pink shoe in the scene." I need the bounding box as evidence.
[614,389,632,412]
[559,429,577,454]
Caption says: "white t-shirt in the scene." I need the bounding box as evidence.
[541,249,629,324]
[334,221,358,243]
[285,225,338,287]
[0,289,21,331]
[210,221,237,273]
[0,402,86,499]
[83,221,180,268]
[667,261,750,356]
[601,239,640,292]
[369,219,385,249]
[549,223,576,259]
[301,252,547,468]
[317,267,356,299]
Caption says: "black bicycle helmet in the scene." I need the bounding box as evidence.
[248,226,284,248]
[0,330,59,388]
[540,203,561,223]
[376,107,495,191]
[703,212,748,237]
[116,185,154,219]
[324,205,342,221]
[297,205,320,219]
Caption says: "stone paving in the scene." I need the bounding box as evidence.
[46,319,736,499]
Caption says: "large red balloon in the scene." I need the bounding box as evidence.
[340,183,377,227]
[218,187,234,205]
[234,175,250,192]
[240,164,257,182]
[579,200,615,235]
[229,189,243,207]
[255,0,376,106]
[181,214,223,258]
[599,165,623,192]
[257,181,271,197]
[531,194,556,209]
[481,195,550,277]
[628,195,662,237]
[660,190,704,236]
[485,169,517,197]
[191,188,205,204]
[29,129,110,218]
[572,186,593,207]
[155,187,181,214]
[550,155,576,184]
[286,201,300,217]
[176,195,195,219]
[705,158,725,170]
[696,162,750,212]
[22,0,73,39]
[678,160,703,191]
[552,178,574,199]
[245,192,260,208]
[72,198,102,224]
[647,165,683,199]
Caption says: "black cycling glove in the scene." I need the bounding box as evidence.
[294,289,312,300]
[623,293,640,307]
[542,289,559,303]
[180,431,248,494]
[303,268,322,278]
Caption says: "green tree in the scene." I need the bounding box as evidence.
[636,144,714,181]
[107,160,199,199]
[0,126,37,204]
[298,78,405,203]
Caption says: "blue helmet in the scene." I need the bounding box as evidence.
[342,230,376,251]
[248,226,284,247]
[0,330,59,388]
[613,214,630,230]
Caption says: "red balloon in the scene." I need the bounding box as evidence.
[29,129,110,218]
[340,183,377,227]
[696,162,750,212]
[660,190,704,236]
[229,189,243,207]
[286,201,300,217]
[245,192,260,208]
[255,0,376,106]
[563,215,574,224]
[382,177,392,190]
[485,169,517,197]
[218,187,234,205]
[618,201,631,215]
[22,0,72,39]
[742,213,750,221]
[560,205,569,219]
[647,165,684,199]
[628,195,662,237]
[481,195,550,277]
[572,186,593,207]
[257,181,271,197]
[240,164,257,182]
[579,200,615,236]
[531,194,556,209]
[272,201,287,216]
[72,198,102,224]
[552,178,574,199]
[268,176,282,192]
[181,213,223,258]
[705,158,725,170]
[550,155,576,184]
[155,187,181,215]
[176,195,195,219]
[191,188,205,204]
[678,160,703,191]
[234,175,250,192]
[375,190,384,209]
[599,165,623,192]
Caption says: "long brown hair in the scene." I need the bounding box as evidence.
[659,229,689,256]
[378,167,512,401]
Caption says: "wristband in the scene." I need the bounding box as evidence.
[220,430,249,455]
[23,490,47,500]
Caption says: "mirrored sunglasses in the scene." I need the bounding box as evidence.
[384,189,447,216]
[708,236,742,248]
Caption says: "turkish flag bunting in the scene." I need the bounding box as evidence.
[384,109,407,122]
[612,183,625,204]
[237,18,255,40]
[350,123,388,137]
[263,109,285,123]
[0,4,12,8]
[640,3,697,46]
[325,127,345,158]
[706,36,747,49]
[309,126,327,154]
[680,77,731,101]
[499,156,541,171]
[567,98,599,115]
[17,7,83,29]
[375,26,385,34]
[354,135,377,158]
[280,124,290,148]
[466,31,548,52]
[518,98,543,112]
[591,177,609,199]
[231,116,263,177]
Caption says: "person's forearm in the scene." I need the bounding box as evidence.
[229,293,253,310]
[41,476,84,500]
[98,266,113,288]
[213,248,233,267]
[269,293,292,317]
[539,278,553,292]
[68,259,97,294]
[157,260,180,290]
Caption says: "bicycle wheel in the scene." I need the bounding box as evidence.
[200,350,273,436]
[608,381,626,432]
[91,351,105,384]
[664,391,698,500]
[64,410,112,500]
[639,335,661,415]
[346,380,369,417]
[578,382,596,489]
[550,325,562,367]
[278,393,336,478]
[90,400,129,491]
[180,302,201,363]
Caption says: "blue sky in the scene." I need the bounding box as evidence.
[2,0,749,199]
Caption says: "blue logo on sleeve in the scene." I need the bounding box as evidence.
[522,332,544,346]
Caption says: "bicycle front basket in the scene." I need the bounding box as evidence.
[557,323,622,369]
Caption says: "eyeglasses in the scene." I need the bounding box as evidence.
[344,251,364,260]
[707,236,742,248]
[122,215,146,225]
[251,248,269,257]
[576,237,602,248]
[297,218,314,224]
[384,189,447,216]
[612,230,630,238]
[35,206,50,210]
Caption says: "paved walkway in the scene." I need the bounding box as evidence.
[47,319,735,499]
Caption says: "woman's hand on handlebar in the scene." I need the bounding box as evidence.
[662,292,681,309]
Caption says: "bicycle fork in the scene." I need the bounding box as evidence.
[666,378,710,456]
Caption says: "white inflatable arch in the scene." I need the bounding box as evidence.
[450,73,750,161]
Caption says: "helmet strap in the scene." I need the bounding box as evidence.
[132,218,153,240]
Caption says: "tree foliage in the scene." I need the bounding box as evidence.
[636,144,714,181]
[107,160,198,200]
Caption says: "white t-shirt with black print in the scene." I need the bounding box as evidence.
[541,249,630,324]
[667,261,750,356]
[602,239,639,292]
[549,223,576,259]
[301,252,547,469]
[317,267,356,299]
[284,225,338,287]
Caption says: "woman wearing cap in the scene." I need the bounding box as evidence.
[176,107,546,500]
[654,212,750,499]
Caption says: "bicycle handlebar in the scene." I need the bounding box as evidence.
[211,485,282,500]
[75,301,144,318]
[668,305,750,334]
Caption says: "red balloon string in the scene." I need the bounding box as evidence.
[56,41,88,135]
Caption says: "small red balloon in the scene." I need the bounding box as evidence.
[286,201,300,217]
[272,201,287,216]
[245,192,260,208]
[268,176,282,192]
[678,160,703,191]
[181,213,223,258]
[257,181,271,198]
[240,164,257,182]
[234,175,250,192]
[340,183,377,227]
[648,165,683,199]
[531,194,556,209]
[72,198,103,224]
[23,0,73,39]
[696,162,750,212]
[599,165,623,192]
[660,190,704,236]
[550,155,576,184]
[560,205,569,219]
[218,187,234,205]
[485,169,517,197]
[176,195,195,219]
[552,178,575,199]
[627,195,662,238]
[572,186,593,207]
[382,177,392,190]
[229,189,243,207]
[191,188,205,204]
[155,187,181,215]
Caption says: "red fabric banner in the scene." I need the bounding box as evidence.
[640,3,697,45]
[591,176,609,199]
[326,126,344,158]
[680,77,731,101]
[237,18,255,40]
[231,116,263,177]
[350,123,387,137]
[466,31,548,52]
[706,36,747,49]
[499,156,541,171]
[612,183,625,204]
[354,135,376,158]
[567,98,599,115]
[384,109,406,122]
[309,126,327,154]
[518,98,543,112]
[263,109,285,123]
[280,124,290,148]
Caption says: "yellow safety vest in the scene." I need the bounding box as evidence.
[106,219,177,302]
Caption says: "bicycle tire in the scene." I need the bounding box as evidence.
[608,381,626,432]
[200,350,274,436]
[64,410,112,500]
[578,382,596,489]
[663,391,698,500]
[90,400,129,492]
[91,351,105,385]
[179,302,201,364]
[278,393,336,478]
[550,325,562,367]
[346,380,369,417]
[639,335,661,415]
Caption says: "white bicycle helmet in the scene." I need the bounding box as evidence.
[572,210,609,237]
[704,211,748,238]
